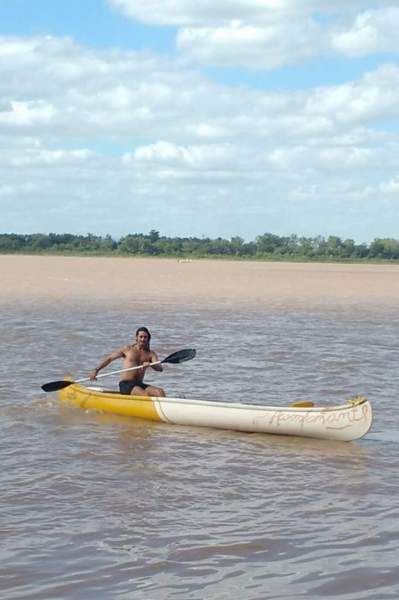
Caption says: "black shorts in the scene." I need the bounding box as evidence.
[119,380,149,395]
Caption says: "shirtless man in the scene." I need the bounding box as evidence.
[89,326,166,397]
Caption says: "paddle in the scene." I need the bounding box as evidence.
[41,348,196,393]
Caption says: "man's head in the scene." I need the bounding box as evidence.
[136,326,151,350]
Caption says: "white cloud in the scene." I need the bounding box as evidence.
[333,7,399,57]
[0,100,57,128]
[109,0,290,27]
[0,181,38,197]
[4,148,95,168]
[176,19,323,69]
[121,141,260,188]
[109,1,397,27]
[303,64,399,125]
[186,122,228,140]
[267,144,377,173]
[381,177,399,194]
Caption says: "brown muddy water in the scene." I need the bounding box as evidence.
[1,256,399,599]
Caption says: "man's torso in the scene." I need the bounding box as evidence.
[120,345,153,382]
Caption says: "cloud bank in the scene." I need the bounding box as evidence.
[1,1,399,240]
[110,1,399,68]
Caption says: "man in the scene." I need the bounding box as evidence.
[89,326,166,397]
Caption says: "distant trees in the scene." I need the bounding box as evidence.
[0,233,117,254]
[369,238,399,259]
[0,231,398,261]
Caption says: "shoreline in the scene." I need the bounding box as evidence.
[1,250,398,266]
[2,254,399,309]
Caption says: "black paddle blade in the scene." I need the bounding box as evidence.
[162,348,196,364]
[41,380,73,393]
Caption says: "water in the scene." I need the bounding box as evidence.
[1,299,399,599]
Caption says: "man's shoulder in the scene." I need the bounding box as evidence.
[121,344,136,354]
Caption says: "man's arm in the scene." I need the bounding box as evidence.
[89,348,125,380]
[148,351,163,372]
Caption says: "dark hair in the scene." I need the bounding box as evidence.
[136,326,151,350]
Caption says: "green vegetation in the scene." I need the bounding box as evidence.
[1,230,399,262]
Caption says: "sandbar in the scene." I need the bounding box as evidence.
[1,254,399,310]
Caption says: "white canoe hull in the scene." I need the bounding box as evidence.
[154,396,372,441]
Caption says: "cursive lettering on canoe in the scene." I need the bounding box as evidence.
[259,404,370,432]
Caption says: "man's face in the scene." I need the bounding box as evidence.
[136,331,149,347]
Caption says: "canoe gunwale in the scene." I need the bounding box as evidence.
[82,385,368,414]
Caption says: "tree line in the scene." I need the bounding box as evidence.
[1,231,399,260]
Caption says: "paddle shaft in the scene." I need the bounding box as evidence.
[75,360,162,385]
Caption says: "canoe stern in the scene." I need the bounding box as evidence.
[58,384,162,422]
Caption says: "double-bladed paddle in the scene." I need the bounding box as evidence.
[41,348,196,393]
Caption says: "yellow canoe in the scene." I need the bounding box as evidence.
[58,383,372,442]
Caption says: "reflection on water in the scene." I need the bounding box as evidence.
[1,299,399,599]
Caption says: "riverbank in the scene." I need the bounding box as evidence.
[1,249,398,265]
[2,254,399,309]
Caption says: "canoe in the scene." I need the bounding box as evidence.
[58,383,372,442]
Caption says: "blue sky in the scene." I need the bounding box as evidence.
[0,0,176,53]
[1,0,398,242]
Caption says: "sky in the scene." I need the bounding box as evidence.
[1,0,398,242]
